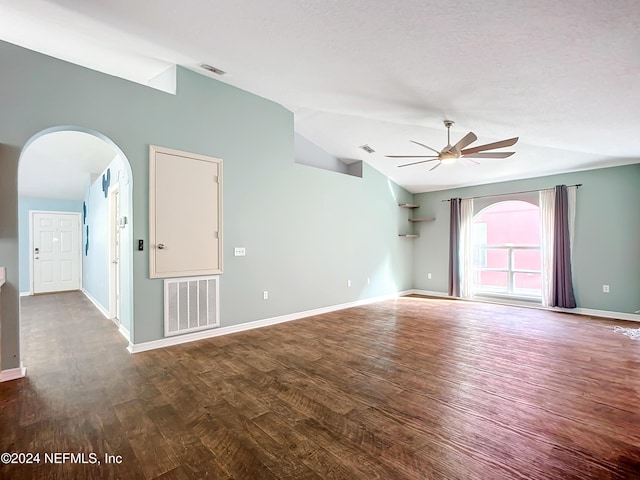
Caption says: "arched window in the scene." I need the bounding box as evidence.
[472,200,541,299]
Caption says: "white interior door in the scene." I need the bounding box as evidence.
[149,146,223,278]
[32,212,81,294]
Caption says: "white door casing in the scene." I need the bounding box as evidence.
[31,211,81,294]
[109,186,121,321]
[149,145,223,278]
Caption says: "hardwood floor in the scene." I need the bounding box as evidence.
[1,291,640,479]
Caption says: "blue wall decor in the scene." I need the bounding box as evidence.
[101,168,111,198]
[82,201,87,224]
[85,225,89,256]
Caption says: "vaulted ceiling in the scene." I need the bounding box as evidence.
[3,0,639,194]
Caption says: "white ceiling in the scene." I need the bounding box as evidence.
[19,131,117,200]
[3,0,640,193]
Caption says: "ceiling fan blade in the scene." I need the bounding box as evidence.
[461,137,519,156]
[452,132,477,152]
[463,152,515,159]
[410,140,441,155]
[398,158,440,167]
[386,155,439,159]
[429,162,442,171]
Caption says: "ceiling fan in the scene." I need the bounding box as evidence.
[386,120,518,171]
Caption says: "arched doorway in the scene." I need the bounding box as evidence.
[18,126,134,343]
[472,200,542,300]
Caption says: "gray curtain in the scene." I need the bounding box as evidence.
[448,198,461,297]
[552,185,576,308]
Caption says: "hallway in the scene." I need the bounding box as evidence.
[1,292,137,478]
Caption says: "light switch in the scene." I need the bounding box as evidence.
[234,247,246,256]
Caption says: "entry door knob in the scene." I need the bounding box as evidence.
[157,243,166,250]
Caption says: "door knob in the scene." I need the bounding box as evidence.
[157,243,166,250]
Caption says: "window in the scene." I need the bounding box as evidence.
[472,201,541,299]
[473,223,487,267]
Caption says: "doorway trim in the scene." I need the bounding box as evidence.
[109,184,121,323]
[29,210,83,296]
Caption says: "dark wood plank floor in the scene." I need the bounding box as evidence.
[1,292,640,479]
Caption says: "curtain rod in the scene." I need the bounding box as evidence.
[441,184,582,202]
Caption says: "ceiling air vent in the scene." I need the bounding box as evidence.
[359,144,375,154]
[200,64,226,75]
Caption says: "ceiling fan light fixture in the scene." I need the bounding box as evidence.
[389,120,518,169]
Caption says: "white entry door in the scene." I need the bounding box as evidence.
[32,212,81,294]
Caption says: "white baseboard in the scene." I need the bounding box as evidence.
[408,289,456,299]
[118,323,131,342]
[560,307,640,322]
[0,363,26,382]
[82,289,131,341]
[20,291,32,297]
[409,289,640,322]
[129,290,413,354]
[81,288,110,319]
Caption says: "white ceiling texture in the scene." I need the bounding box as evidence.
[4,0,640,195]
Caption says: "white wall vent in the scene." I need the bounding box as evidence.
[164,275,220,337]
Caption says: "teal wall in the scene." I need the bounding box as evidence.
[412,164,640,314]
[0,40,413,369]
[18,196,83,293]
[83,167,110,310]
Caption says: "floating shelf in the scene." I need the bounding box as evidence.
[398,203,434,237]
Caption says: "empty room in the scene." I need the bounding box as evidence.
[0,1,639,479]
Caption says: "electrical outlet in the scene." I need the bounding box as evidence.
[347,280,351,287]
[263,291,269,300]
[428,273,432,279]
[367,277,370,285]
[234,247,246,256]
[602,284,610,293]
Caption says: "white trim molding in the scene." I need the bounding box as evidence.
[82,288,131,342]
[129,290,413,353]
[558,307,640,323]
[20,291,32,297]
[81,288,110,319]
[410,289,640,322]
[0,364,27,382]
[118,323,131,343]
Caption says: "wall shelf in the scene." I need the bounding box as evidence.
[398,203,435,237]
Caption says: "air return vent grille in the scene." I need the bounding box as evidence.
[164,276,219,337]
